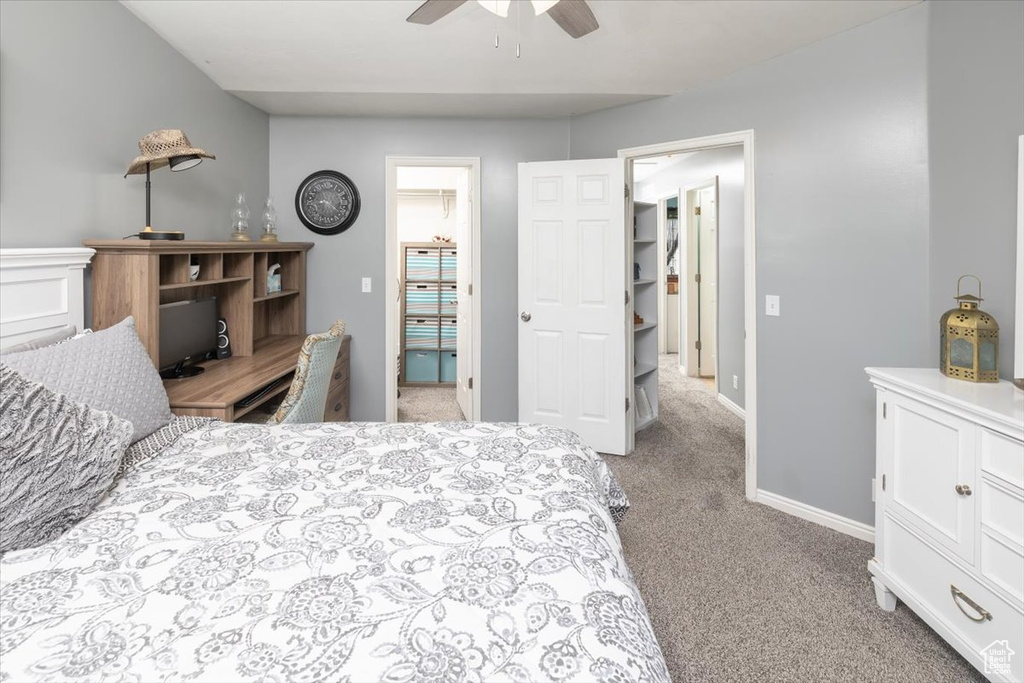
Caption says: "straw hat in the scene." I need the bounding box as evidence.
[125,129,215,176]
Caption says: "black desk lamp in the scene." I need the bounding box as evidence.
[125,129,215,240]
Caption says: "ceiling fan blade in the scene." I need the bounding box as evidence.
[547,0,599,39]
[407,0,468,25]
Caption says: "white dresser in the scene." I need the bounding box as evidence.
[866,368,1024,682]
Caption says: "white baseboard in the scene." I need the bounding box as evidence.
[756,489,875,543]
[716,393,745,420]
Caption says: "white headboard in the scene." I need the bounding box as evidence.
[0,248,94,348]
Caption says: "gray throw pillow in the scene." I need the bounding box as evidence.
[0,325,76,355]
[0,365,133,554]
[2,317,172,442]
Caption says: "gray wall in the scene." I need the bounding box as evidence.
[636,147,745,408]
[928,0,1024,380]
[570,4,933,525]
[268,117,567,421]
[0,1,269,246]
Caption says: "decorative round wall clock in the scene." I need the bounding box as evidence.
[294,170,361,235]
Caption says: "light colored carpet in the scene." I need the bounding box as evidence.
[605,354,983,682]
[398,385,465,422]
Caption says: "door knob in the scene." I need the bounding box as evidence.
[954,484,972,496]
[520,311,532,322]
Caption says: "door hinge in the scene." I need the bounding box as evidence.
[624,184,630,199]
[468,377,473,390]
[468,284,473,296]
[694,206,702,216]
[695,340,702,351]
[695,273,701,284]
[882,474,886,491]
[883,402,886,419]
[625,290,630,305]
[625,397,630,412]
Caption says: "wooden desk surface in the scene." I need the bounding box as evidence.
[164,334,305,410]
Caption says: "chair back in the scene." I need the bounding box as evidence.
[269,320,346,425]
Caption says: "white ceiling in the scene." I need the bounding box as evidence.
[122,0,919,118]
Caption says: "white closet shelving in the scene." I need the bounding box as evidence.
[633,201,659,431]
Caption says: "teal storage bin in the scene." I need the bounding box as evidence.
[440,284,458,316]
[440,248,457,280]
[406,248,439,280]
[406,283,439,315]
[405,318,439,348]
[440,351,457,383]
[405,350,439,382]
[440,317,457,349]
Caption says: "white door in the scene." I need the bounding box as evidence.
[518,159,628,456]
[454,168,473,419]
[698,184,718,377]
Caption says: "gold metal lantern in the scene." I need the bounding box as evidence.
[940,275,999,382]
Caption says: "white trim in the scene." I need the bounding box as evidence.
[0,247,94,348]
[619,130,758,502]
[757,489,875,543]
[384,156,482,422]
[0,248,94,270]
[717,393,745,420]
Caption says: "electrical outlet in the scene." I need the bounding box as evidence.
[361,277,372,293]
[765,295,780,316]
[733,375,739,390]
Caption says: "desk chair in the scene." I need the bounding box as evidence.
[266,319,346,425]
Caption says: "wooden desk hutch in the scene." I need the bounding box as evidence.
[84,240,349,423]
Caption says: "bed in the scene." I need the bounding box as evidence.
[0,248,668,683]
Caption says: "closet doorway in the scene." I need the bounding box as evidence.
[385,157,482,422]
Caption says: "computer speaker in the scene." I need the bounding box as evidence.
[217,318,232,359]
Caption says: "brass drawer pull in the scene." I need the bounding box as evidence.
[954,484,972,496]
[950,585,992,622]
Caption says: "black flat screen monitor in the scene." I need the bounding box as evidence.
[159,297,218,379]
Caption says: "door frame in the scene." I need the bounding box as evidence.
[618,130,758,501]
[384,156,483,422]
[682,177,719,387]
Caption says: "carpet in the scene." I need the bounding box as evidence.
[398,385,465,422]
[605,354,984,682]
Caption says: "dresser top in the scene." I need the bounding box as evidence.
[866,367,1024,434]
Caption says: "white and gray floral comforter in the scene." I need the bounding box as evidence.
[0,420,667,683]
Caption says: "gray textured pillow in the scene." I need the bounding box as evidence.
[0,325,76,355]
[2,317,172,442]
[0,365,133,554]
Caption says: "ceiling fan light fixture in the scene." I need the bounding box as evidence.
[531,0,560,15]
[477,0,511,17]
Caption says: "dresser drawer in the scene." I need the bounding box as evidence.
[981,429,1024,489]
[982,478,1024,547]
[885,517,1024,682]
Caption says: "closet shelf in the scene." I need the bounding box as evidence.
[633,278,656,285]
[634,239,656,245]
[633,321,656,332]
[635,414,658,431]
[634,362,657,378]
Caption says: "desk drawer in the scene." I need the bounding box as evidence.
[885,517,1023,682]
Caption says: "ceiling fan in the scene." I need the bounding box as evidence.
[407,0,599,39]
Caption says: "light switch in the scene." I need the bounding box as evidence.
[361,277,372,293]
[765,295,780,317]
